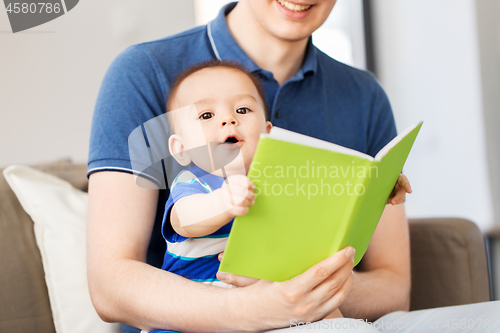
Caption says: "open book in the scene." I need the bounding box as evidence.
[219,121,423,282]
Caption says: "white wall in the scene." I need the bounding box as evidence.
[0,0,195,167]
[372,0,494,231]
[313,0,366,70]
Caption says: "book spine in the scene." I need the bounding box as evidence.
[346,158,393,266]
[329,160,375,256]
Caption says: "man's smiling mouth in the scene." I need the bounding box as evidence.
[277,0,312,12]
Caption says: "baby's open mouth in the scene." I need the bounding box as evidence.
[224,136,239,144]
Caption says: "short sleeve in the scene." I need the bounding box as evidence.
[87,44,170,184]
[366,77,397,158]
[161,171,213,243]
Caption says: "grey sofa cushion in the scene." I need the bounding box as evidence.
[409,218,491,310]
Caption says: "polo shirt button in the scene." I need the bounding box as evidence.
[275,109,280,119]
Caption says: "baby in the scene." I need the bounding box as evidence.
[159,60,411,324]
[161,60,271,290]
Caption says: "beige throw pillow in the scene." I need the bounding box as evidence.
[3,165,120,333]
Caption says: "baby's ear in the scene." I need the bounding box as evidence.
[265,121,273,134]
[169,134,192,166]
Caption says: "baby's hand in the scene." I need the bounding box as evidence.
[388,174,412,205]
[219,174,256,218]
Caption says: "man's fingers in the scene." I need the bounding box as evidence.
[389,178,412,204]
[289,246,354,292]
[311,255,353,304]
[399,174,412,193]
[391,187,408,204]
[316,269,354,318]
[404,181,412,193]
[217,271,259,287]
[218,254,259,289]
[388,185,398,201]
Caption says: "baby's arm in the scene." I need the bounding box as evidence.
[171,174,255,238]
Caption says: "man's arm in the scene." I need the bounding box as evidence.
[87,171,356,332]
[87,171,252,331]
[338,204,411,322]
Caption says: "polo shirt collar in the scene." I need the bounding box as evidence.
[208,2,261,73]
[297,38,318,79]
[208,2,318,79]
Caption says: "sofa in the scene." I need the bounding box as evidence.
[0,160,492,332]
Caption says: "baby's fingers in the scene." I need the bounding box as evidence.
[228,205,249,217]
[232,182,256,202]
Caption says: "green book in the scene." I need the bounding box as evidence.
[219,121,423,282]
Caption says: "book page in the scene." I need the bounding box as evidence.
[374,121,423,161]
[266,127,374,161]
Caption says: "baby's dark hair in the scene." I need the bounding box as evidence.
[166,60,269,120]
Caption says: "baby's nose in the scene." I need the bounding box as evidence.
[222,119,236,126]
[221,113,237,126]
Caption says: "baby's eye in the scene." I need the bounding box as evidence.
[199,112,214,120]
[236,107,250,114]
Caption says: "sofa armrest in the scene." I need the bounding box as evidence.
[409,218,491,311]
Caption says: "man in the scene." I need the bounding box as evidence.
[87,1,410,331]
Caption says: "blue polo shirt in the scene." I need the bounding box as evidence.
[88,0,396,309]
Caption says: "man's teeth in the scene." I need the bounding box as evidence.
[278,0,312,12]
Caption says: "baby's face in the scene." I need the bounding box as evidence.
[170,67,271,175]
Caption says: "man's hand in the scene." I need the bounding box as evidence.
[388,174,412,205]
[229,246,356,327]
[219,174,256,218]
[217,249,348,321]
